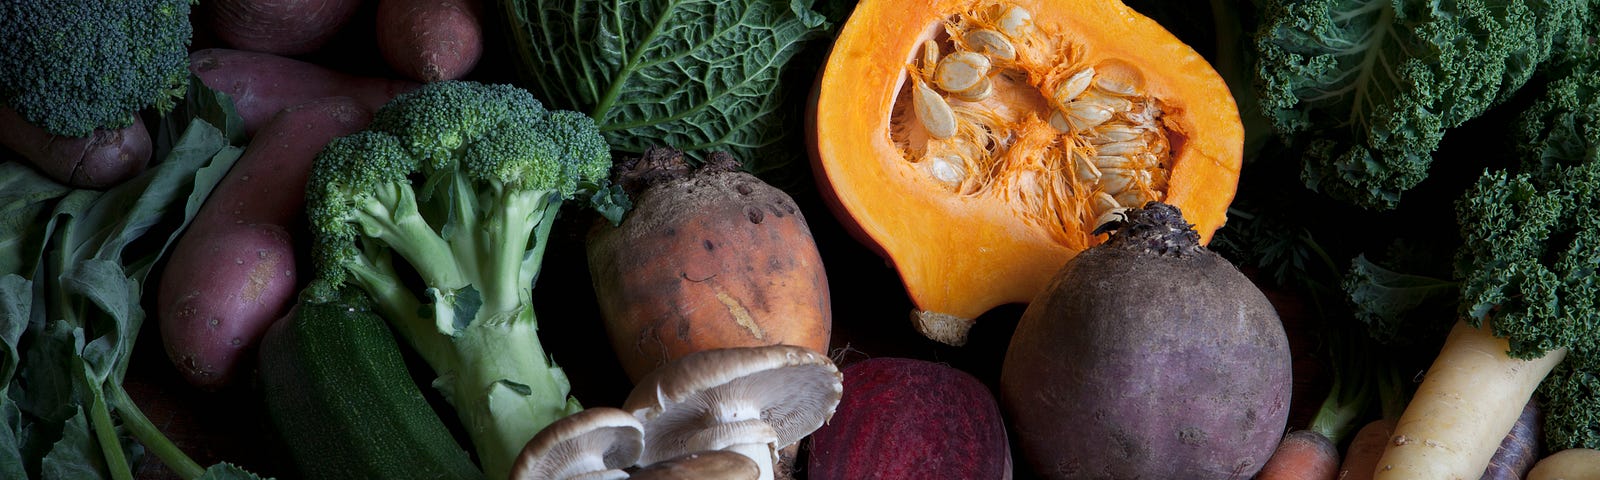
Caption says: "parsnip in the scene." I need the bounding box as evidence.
[1527,448,1600,480]
[1373,320,1565,479]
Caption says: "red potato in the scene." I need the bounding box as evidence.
[375,0,483,82]
[0,106,150,189]
[158,97,373,390]
[188,48,418,136]
[203,0,362,55]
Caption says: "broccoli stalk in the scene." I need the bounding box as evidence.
[1370,60,1600,478]
[305,81,622,479]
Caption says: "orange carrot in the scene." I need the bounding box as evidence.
[1256,429,1340,480]
[1338,418,1397,480]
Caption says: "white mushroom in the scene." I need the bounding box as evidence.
[509,407,645,480]
[623,345,843,480]
[629,450,760,480]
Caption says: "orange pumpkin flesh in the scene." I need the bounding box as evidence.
[808,0,1242,345]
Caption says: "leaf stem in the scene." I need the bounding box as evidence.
[87,386,134,480]
[108,384,206,479]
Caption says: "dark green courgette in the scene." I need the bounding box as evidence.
[259,301,482,480]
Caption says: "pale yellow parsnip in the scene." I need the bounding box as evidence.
[1526,448,1600,480]
[1374,320,1566,479]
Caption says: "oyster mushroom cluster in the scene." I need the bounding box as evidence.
[509,345,843,480]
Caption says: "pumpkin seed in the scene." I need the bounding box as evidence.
[1093,73,1141,97]
[1072,151,1103,183]
[1097,167,1149,193]
[1053,68,1095,108]
[1047,109,1073,133]
[965,29,1016,62]
[921,39,940,71]
[912,78,958,139]
[1064,101,1116,131]
[925,155,967,188]
[1089,125,1142,144]
[1094,140,1145,156]
[935,51,991,94]
[1115,189,1155,208]
[1091,191,1119,214]
[952,76,995,102]
[995,5,1035,40]
[1080,91,1134,113]
[1093,207,1131,231]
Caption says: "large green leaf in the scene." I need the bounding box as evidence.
[501,0,829,169]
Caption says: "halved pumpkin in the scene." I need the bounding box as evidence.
[808,0,1242,345]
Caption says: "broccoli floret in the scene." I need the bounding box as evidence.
[0,0,192,137]
[1253,0,1592,210]
[1456,57,1600,450]
[305,80,618,479]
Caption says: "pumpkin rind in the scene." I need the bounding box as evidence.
[807,0,1242,344]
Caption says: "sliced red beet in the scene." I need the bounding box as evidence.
[806,357,1011,480]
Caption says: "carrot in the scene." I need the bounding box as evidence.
[1526,449,1600,480]
[1481,399,1544,480]
[1255,429,1340,480]
[202,0,362,55]
[188,48,418,136]
[1372,320,1566,479]
[0,106,151,189]
[1338,418,1396,480]
[374,0,483,82]
[157,97,372,389]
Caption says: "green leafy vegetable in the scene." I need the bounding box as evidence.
[497,0,830,172]
[0,83,266,479]
[1252,0,1592,210]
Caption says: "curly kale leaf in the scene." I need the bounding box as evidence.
[499,0,828,171]
[1254,0,1588,210]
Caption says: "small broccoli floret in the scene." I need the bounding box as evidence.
[0,0,192,137]
[1253,0,1592,210]
[1456,58,1600,450]
[304,80,615,479]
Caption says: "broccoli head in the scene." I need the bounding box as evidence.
[1456,57,1600,450]
[304,80,617,479]
[1253,0,1592,210]
[0,0,192,137]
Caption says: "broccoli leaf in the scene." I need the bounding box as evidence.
[1254,0,1586,210]
[499,0,829,170]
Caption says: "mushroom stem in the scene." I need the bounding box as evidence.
[724,442,780,480]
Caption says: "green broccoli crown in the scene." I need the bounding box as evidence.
[305,80,613,306]
[0,0,192,137]
[1456,59,1600,450]
[1254,0,1592,210]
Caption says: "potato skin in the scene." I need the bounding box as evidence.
[1000,242,1292,479]
[158,97,372,389]
[188,48,417,136]
[0,106,151,189]
[375,0,482,82]
[204,0,362,55]
[587,160,831,382]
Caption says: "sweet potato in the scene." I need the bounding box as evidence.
[188,48,417,136]
[0,106,151,189]
[587,148,831,382]
[203,0,362,55]
[375,0,483,82]
[158,97,373,389]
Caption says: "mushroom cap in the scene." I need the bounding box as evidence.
[629,450,761,480]
[622,345,843,464]
[510,407,644,480]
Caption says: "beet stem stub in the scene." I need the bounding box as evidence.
[1093,201,1201,258]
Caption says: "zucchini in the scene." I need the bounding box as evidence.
[259,301,483,480]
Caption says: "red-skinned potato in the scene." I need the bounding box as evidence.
[807,357,1011,480]
[586,147,831,383]
[158,97,372,389]
[202,0,362,55]
[375,0,483,82]
[0,106,151,189]
[188,48,417,137]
